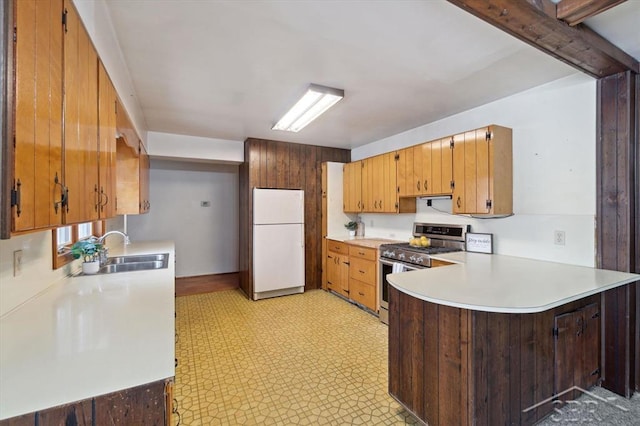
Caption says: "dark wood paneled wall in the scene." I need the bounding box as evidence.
[596,71,639,396]
[238,138,350,298]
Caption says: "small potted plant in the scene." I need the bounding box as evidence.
[71,238,104,274]
[345,221,358,237]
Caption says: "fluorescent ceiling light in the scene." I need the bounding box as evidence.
[272,84,344,132]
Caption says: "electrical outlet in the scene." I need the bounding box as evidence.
[554,230,566,246]
[13,250,23,277]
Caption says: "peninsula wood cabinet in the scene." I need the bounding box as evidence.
[388,287,601,426]
[452,125,512,215]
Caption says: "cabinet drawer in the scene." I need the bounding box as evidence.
[327,240,347,254]
[348,246,377,261]
[349,278,376,311]
[349,257,376,285]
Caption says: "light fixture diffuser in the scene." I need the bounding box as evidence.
[272,84,344,132]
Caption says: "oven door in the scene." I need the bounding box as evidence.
[378,258,423,325]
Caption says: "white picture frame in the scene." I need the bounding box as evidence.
[466,233,493,254]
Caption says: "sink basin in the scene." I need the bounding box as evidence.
[76,253,170,275]
[107,253,169,264]
[100,260,167,273]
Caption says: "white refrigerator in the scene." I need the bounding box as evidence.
[253,188,305,300]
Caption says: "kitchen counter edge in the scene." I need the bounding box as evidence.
[387,252,639,314]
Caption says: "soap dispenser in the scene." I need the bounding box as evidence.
[356,217,365,237]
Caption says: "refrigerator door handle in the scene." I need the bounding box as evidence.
[301,224,305,248]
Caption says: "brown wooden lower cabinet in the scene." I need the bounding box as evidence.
[0,378,173,426]
[388,286,601,426]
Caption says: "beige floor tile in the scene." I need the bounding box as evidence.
[173,289,415,425]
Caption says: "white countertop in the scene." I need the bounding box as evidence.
[0,241,176,420]
[388,252,639,313]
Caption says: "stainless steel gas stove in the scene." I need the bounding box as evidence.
[378,223,469,324]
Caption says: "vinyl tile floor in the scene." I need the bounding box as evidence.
[173,289,640,426]
[174,289,418,425]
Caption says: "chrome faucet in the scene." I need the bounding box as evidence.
[97,231,130,266]
[98,231,131,246]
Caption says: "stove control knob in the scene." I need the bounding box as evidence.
[382,251,389,257]
[389,251,396,258]
[398,253,405,260]
[416,257,424,264]
[409,255,417,262]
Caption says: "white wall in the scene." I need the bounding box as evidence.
[0,217,125,317]
[352,74,597,267]
[126,160,239,278]
[147,132,244,164]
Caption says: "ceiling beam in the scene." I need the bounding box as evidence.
[556,0,627,26]
[446,0,639,78]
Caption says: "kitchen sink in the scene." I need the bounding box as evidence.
[76,253,170,275]
[107,253,169,264]
[100,260,167,273]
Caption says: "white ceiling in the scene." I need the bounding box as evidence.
[104,0,640,150]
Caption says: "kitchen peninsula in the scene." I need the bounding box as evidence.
[387,252,639,426]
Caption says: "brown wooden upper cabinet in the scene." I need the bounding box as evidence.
[9,0,117,236]
[12,0,65,233]
[4,0,143,238]
[115,100,150,215]
[452,125,512,215]
[343,161,362,212]
[397,139,452,198]
[343,124,511,216]
[63,0,99,225]
[97,61,117,219]
[362,153,397,213]
[345,153,407,214]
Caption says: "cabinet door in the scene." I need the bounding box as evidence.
[430,137,453,196]
[361,157,373,212]
[452,130,484,214]
[420,142,432,195]
[381,152,398,212]
[396,147,412,197]
[370,156,381,211]
[337,254,350,298]
[342,161,362,212]
[411,144,422,196]
[115,138,141,214]
[139,142,150,213]
[554,303,600,400]
[97,61,117,218]
[63,0,99,224]
[13,0,64,232]
[326,251,338,291]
